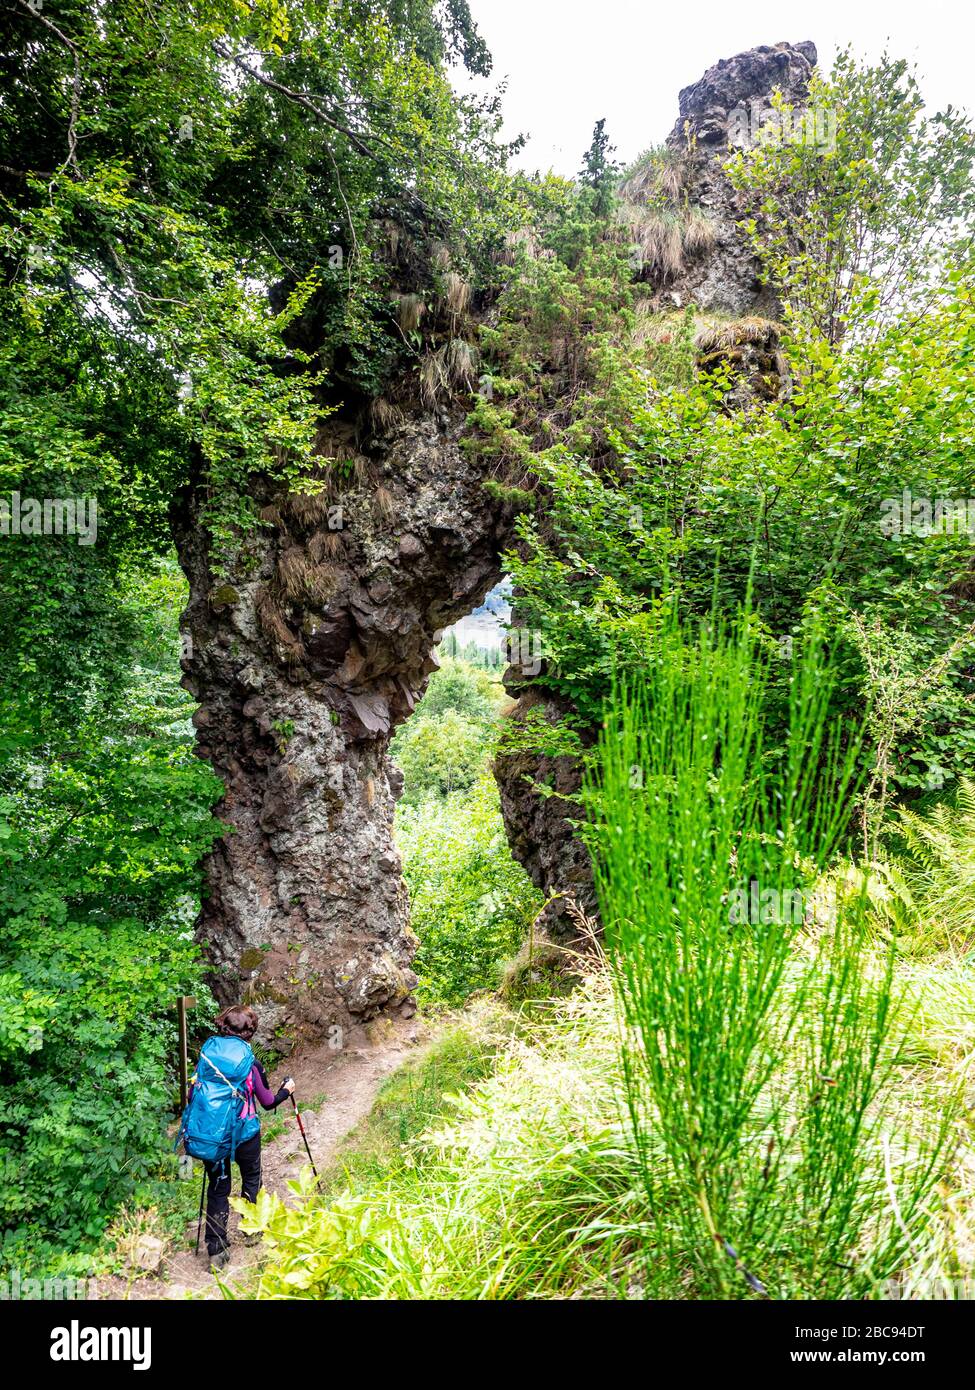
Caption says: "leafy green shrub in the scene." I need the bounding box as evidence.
[391,710,489,805]
[0,564,223,1272]
[0,920,209,1266]
[397,775,542,1004]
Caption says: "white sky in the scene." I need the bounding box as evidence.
[458,0,974,176]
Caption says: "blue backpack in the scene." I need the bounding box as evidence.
[175,1035,261,1171]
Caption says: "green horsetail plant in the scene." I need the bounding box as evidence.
[583,598,953,1298]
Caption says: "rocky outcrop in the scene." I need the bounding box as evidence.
[494,686,596,935]
[664,41,817,315]
[179,42,816,1040]
[175,410,504,1048]
[493,42,814,941]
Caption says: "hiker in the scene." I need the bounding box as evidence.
[179,1003,294,1270]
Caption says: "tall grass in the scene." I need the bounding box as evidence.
[584,602,953,1298]
[235,986,647,1300]
[235,964,958,1299]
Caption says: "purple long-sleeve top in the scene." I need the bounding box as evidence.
[187,1058,289,1115]
[250,1061,288,1109]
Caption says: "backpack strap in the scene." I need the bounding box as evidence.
[173,1074,198,1152]
[200,1051,248,1100]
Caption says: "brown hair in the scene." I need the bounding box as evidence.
[214,1004,259,1041]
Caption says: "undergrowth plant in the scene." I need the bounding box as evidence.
[584,599,953,1298]
[234,986,644,1300]
[894,778,975,954]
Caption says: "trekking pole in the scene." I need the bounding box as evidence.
[287,1085,319,1179]
[194,1166,208,1256]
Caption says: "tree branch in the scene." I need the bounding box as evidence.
[17,0,82,177]
[211,42,393,163]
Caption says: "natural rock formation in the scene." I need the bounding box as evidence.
[175,410,504,1047]
[664,40,817,315]
[493,41,814,940]
[179,41,816,1040]
[494,685,595,938]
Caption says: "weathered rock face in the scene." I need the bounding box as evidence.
[493,41,815,941]
[664,40,817,315]
[494,686,595,936]
[175,410,504,1047]
[179,42,816,1038]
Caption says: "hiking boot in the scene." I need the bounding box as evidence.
[208,1247,231,1272]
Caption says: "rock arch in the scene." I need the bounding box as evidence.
[176,41,816,1046]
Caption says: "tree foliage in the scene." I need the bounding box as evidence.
[0,0,517,1268]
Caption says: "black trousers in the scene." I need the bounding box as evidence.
[203,1132,262,1255]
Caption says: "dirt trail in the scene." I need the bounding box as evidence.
[94,1015,428,1301]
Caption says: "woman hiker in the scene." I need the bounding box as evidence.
[184,1003,294,1270]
